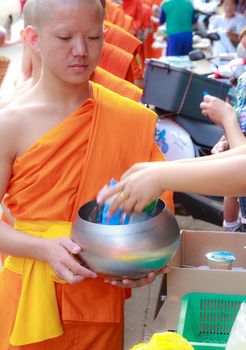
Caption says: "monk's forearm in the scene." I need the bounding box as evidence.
[0,221,47,261]
[158,155,246,196]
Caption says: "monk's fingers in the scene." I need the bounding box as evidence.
[56,266,85,285]
[157,266,170,275]
[111,272,157,289]
[64,255,97,279]
[59,237,81,255]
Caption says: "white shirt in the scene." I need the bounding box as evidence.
[209,12,246,34]
[209,13,246,54]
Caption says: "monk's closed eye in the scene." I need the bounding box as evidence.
[88,36,101,40]
[57,36,71,41]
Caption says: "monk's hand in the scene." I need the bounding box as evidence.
[42,237,97,284]
[104,266,169,289]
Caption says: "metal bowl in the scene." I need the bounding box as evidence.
[72,199,180,279]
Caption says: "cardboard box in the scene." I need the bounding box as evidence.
[159,230,246,331]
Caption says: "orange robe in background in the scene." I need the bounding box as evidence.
[91,66,142,102]
[105,1,133,32]
[104,20,144,80]
[142,0,163,58]
[0,82,173,350]
[144,22,163,59]
[122,0,144,33]
[99,42,135,82]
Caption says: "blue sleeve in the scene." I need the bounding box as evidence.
[159,8,166,25]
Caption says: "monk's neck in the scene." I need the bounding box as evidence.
[36,75,92,111]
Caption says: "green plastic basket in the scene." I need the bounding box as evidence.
[177,292,246,350]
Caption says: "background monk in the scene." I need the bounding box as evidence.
[0,0,173,349]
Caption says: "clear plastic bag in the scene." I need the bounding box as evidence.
[226,302,246,350]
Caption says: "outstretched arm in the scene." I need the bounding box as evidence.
[97,145,246,214]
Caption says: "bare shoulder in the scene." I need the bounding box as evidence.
[0,103,22,159]
[0,95,38,160]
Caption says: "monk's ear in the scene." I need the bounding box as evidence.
[22,25,41,53]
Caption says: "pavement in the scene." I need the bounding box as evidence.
[0,18,223,350]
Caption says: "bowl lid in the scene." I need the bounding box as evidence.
[205,251,236,263]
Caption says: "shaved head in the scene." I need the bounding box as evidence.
[34,0,104,31]
[23,0,35,27]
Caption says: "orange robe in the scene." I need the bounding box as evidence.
[0,83,173,350]
[104,20,144,80]
[122,0,144,33]
[91,66,142,102]
[105,1,133,32]
[99,42,135,82]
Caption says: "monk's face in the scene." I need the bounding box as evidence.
[36,0,104,85]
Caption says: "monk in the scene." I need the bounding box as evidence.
[0,0,38,108]
[104,20,144,83]
[91,66,143,102]
[0,0,141,108]
[0,1,173,350]
[105,0,133,32]
[99,41,135,82]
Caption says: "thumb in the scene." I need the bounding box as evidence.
[60,237,81,254]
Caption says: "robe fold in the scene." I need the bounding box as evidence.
[105,1,133,32]
[99,42,135,82]
[104,20,144,80]
[91,66,142,102]
[0,82,173,350]
[122,0,143,33]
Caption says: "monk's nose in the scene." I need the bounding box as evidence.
[72,38,88,57]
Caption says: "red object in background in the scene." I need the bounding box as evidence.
[20,0,26,13]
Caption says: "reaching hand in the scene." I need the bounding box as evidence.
[42,237,97,284]
[200,95,235,126]
[97,162,165,215]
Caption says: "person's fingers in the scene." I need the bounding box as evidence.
[134,200,148,214]
[121,196,138,215]
[201,108,209,117]
[200,101,206,109]
[65,256,97,279]
[120,166,140,180]
[58,267,85,285]
[159,266,170,274]
[108,189,129,215]
[119,272,155,288]
[203,94,212,102]
[109,267,170,288]
[97,182,124,205]
[60,237,81,254]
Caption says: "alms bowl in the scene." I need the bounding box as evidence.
[71,199,180,280]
